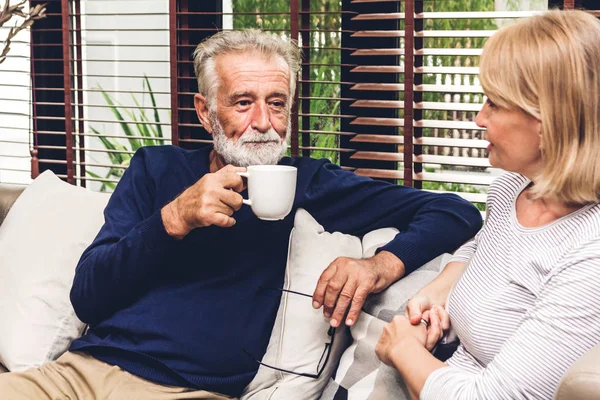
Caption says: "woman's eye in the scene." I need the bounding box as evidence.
[486,98,496,109]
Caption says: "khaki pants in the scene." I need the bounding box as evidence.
[0,351,236,400]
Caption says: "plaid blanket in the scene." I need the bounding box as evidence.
[320,254,452,400]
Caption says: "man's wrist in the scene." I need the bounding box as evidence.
[161,200,189,240]
[372,251,405,291]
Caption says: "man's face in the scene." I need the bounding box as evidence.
[198,51,292,167]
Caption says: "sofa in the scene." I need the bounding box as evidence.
[0,177,599,400]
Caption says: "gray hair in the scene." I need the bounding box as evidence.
[192,29,302,109]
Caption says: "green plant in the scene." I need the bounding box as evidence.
[87,75,165,191]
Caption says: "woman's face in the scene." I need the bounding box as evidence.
[475,99,542,179]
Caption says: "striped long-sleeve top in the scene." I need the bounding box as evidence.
[421,172,600,400]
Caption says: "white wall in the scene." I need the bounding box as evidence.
[80,0,171,191]
[0,8,32,186]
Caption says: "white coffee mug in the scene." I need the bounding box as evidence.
[236,165,297,221]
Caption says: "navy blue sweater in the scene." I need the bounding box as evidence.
[69,145,481,397]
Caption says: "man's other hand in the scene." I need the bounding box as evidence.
[161,165,246,239]
[312,251,405,327]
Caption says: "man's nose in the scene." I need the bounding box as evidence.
[250,102,271,132]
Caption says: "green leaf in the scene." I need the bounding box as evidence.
[144,75,163,138]
[86,169,116,192]
[97,84,142,150]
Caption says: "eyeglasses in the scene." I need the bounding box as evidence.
[243,287,336,379]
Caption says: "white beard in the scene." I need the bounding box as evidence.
[210,110,289,167]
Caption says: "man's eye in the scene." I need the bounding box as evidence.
[271,101,285,108]
[237,100,251,107]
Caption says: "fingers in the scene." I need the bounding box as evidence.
[219,187,243,212]
[436,304,451,332]
[424,306,449,351]
[216,169,246,193]
[312,263,337,311]
[405,295,429,325]
[327,276,355,327]
[313,258,378,328]
[346,286,369,327]
[216,164,247,174]
[322,270,346,320]
[424,309,441,351]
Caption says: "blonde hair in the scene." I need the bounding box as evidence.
[480,10,600,205]
[192,29,302,110]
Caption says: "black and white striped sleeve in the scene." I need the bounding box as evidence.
[421,240,600,400]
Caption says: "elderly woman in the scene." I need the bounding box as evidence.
[375,9,600,400]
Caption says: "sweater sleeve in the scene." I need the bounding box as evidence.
[447,233,479,264]
[303,162,483,273]
[70,148,180,325]
[421,241,600,400]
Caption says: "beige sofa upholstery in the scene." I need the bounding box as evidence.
[554,344,600,400]
[0,183,598,399]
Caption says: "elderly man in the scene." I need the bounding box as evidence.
[0,30,481,399]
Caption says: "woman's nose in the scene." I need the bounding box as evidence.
[475,106,487,128]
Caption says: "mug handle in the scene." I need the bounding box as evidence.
[236,171,252,206]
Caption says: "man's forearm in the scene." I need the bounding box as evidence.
[70,211,177,325]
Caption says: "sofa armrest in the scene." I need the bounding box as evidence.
[554,344,600,400]
[0,184,25,228]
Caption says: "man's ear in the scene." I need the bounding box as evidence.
[194,94,213,134]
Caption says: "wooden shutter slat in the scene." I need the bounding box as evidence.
[416,84,483,94]
[415,137,488,149]
[416,120,482,130]
[415,154,491,167]
[351,65,403,73]
[417,48,482,56]
[351,135,489,149]
[416,66,479,74]
[351,117,404,127]
[416,171,495,185]
[352,12,403,21]
[351,83,404,91]
[417,30,495,38]
[352,30,404,38]
[351,134,403,144]
[351,151,403,162]
[354,168,403,180]
[418,11,543,19]
[351,100,403,109]
[416,102,483,112]
[351,48,404,56]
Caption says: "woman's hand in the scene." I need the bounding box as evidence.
[405,293,451,351]
[375,315,427,367]
[424,305,451,351]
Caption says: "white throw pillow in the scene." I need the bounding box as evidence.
[0,170,109,371]
[241,209,400,400]
[241,208,362,400]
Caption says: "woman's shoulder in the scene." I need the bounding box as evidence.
[485,172,528,209]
